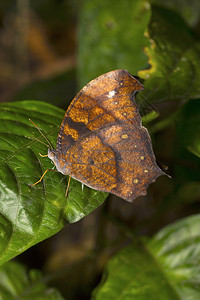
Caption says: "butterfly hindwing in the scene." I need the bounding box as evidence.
[66,123,164,202]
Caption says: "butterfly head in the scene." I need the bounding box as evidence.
[48,149,71,175]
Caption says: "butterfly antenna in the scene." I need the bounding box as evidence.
[28,136,49,148]
[29,119,53,149]
[136,93,158,116]
[65,175,71,198]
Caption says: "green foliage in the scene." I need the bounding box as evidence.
[0,261,64,299]
[93,215,200,299]
[151,0,200,26]
[0,101,107,265]
[78,0,151,87]
[0,0,200,299]
[139,5,200,103]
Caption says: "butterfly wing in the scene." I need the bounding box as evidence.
[65,123,164,202]
[54,69,164,201]
[56,69,143,156]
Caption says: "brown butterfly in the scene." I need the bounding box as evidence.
[47,69,165,202]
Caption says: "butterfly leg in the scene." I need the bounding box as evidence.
[29,169,50,187]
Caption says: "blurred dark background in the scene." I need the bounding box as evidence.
[0,0,78,106]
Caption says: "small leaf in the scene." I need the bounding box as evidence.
[0,101,107,265]
[93,214,200,299]
[0,261,64,299]
[142,110,159,126]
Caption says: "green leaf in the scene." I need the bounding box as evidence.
[0,261,64,299]
[141,110,159,126]
[78,0,151,87]
[139,5,200,103]
[0,101,107,265]
[93,214,200,299]
[176,99,200,158]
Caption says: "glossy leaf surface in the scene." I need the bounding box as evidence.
[0,101,107,265]
[93,215,200,299]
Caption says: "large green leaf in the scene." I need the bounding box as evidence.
[139,5,200,103]
[0,261,64,299]
[78,0,151,87]
[93,214,200,299]
[0,101,107,265]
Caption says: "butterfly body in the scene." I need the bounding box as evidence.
[48,69,165,202]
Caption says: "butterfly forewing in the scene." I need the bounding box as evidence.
[56,69,143,156]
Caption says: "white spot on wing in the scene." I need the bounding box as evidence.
[108,90,116,98]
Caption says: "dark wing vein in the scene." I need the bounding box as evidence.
[74,167,114,188]
[84,93,133,110]
[67,80,135,116]
[75,164,138,191]
[74,160,149,175]
[87,105,134,126]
